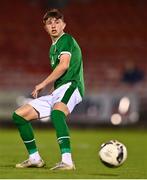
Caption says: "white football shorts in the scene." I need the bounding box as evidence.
[28,82,82,119]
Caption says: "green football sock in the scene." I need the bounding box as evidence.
[12,112,37,155]
[51,110,71,154]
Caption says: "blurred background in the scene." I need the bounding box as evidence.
[0,0,147,127]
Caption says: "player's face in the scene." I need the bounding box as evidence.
[44,17,66,38]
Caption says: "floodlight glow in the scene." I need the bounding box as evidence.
[129,112,139,122]
[119,96,130,114]
[16,96,33,106]
[111,113,122,125]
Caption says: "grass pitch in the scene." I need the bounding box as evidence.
[0,127,147,179]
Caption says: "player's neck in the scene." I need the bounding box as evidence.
[52,32,65,45]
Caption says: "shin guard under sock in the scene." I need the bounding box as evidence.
[51,110,71,154]
[12,112,37,154]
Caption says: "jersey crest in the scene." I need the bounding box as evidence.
[51,56,55,66]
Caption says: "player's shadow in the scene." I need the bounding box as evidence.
[90,173,119,177]
[98,173,118,176]
[0,164,50,169]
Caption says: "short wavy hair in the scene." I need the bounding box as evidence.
[43,9,64,24]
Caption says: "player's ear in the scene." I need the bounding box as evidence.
[63,22,66,29]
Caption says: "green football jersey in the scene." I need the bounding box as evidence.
[49,33,85,97]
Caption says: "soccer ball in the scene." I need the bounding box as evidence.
[99,140,127,168]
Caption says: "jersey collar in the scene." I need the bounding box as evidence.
[52,32,65,45]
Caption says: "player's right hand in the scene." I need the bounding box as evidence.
[31,82,45,98]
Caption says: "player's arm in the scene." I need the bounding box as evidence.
[31,54,70,98]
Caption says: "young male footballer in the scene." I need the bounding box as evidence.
[12,9,85,170]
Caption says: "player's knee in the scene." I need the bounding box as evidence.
[12,112,27,125]
[53,102,69,116]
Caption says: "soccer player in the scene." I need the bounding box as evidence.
[12,9,85,170]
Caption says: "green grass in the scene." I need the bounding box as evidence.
[0,127,147,179]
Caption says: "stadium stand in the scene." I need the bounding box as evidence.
[0,0,147,125]
[0,0,147,93]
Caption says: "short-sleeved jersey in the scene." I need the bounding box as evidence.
[49,33,85,97]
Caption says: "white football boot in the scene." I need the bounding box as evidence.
[50,161,75,170]
[16,159,45,168]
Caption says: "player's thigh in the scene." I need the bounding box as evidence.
[53,102,70,116]
[15,104,38,121]
[53,88,82,116]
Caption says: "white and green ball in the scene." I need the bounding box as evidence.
[99,140,127,168]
